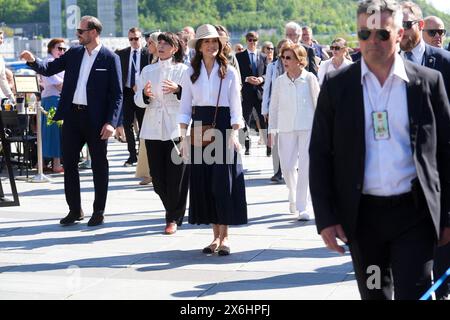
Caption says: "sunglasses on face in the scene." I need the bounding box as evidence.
[281,55,293,60]
[265,47,275,51]
[330,46,343,51]
[402,20,420,30]
[425,29,446,37]
[129,37,140,42]
[57,46,67,52]
[247,38,258,43]
[76,28,93,34]
[357,29,391,41]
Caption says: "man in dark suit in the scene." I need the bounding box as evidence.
[236,31,267,155]
[20,16,123,227]
[309,0,450,300]
[400,1,450,300]
[285,21,318,76]
[115,27,149,166]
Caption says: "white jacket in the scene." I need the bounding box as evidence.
[268,70,320,133]
[134,58,188,141]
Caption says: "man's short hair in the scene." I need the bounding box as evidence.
[302,26,313,34]
[400,1,423,20]
[357,0,403,29]
[128,27,141,34]
[285,21,302,34]
[81,16,103,34]
[245,31,259,41]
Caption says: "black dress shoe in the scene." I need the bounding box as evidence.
[60,210,84,226]
[123,157,137,167]
[87,211,104,227]
[270,174,283,183]
[266,147,272,157]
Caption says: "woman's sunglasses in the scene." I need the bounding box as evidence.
[357,29,391,41]
[281,55,293,60]
[330,46,343,51]
[425,29,446,37]
[57,46,67,52]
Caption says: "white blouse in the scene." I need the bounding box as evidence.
[135,58,188,141]
[41,55,64,98]
[269,70,320,133]
[178,61,244,127]
[318,57,353,86]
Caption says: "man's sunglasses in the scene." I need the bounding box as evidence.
[357,29,391,41]
[425,29,446,37]
[330,46,343,51]
[57,46,67,52]
[402,20,420,30]
[129,37,140,42]
[76,28,93,34]
[247,38,258,42]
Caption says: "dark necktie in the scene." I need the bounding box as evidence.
[130,50,137,88]
[250,52,257,75]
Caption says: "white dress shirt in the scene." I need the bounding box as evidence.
[178,61,244,127]
[72,44,102,105]
[135,58,188,141]
[402,39,426,65]
[268,69,320,133]
[361,54,417,196]
[41,55,64,98]
[126,47,141,88]
[318,58,353,86]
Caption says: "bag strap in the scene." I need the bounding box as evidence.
[212,78,223,128]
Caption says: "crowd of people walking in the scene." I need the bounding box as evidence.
[1,0,447,300]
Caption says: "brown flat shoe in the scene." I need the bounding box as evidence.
[164,222,177,235]
[218,245,231,256]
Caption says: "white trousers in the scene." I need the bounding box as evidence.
[278,130,311,212]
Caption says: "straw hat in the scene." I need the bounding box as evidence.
[188,24,229,49]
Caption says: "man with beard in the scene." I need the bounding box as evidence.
[400,1,450,300]
[20,16,123,227]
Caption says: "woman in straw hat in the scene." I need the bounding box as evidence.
[179,24,248,256]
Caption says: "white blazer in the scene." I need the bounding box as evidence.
[268,70,320,133]
[135,58,188,141]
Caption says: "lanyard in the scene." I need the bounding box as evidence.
[364,74,395,113]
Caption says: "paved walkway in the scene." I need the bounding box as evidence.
[0,137,358,300]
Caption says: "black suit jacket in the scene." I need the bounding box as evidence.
[115,47,150,90]
[236,50,267,104]
[309,60,450,241]
[423,44,450,100]
[302,43,318,77]
[29,45,123,129]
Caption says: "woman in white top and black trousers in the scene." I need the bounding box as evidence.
[135,32,189,235]
[179,25,247,256]
[268,43,320,221]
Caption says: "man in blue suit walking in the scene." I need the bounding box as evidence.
[20,16,123,227]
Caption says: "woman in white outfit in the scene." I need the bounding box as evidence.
[268,43,320,221]
[317,38,353,86]
[135,32,189,235]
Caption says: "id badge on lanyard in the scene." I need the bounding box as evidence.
[372,111,390,140]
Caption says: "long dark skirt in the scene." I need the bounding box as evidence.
[188,106,248,226]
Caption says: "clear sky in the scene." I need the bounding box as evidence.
[426,0,450,14]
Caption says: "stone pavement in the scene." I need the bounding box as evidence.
[0,136,358,300]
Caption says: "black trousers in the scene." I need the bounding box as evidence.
[62,108,109,213]
[145,139,189,225]
[434,243,450,299]
[123,87,145,160]
[349,193,436,300]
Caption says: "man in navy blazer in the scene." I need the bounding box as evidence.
[400,1,450,300]
[20,16,123,227]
